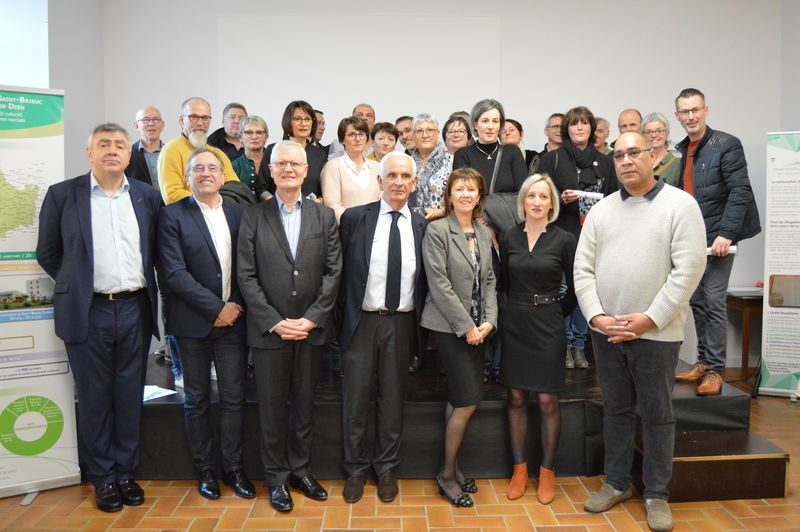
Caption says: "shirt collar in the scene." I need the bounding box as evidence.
[90,172,130,196]
[276,191,302,213]
[194,194,224,211]
[620,178,664,201]
[137,140,163,152]
[379,198,411,219]
[342,151,367,172]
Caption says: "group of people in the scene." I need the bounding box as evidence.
[37,87,760,532]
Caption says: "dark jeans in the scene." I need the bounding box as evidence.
[565,306,588,350]
[176,327,247,474]
[591,331,680,501]
[691,254,735,374]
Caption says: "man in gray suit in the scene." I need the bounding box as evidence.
[237,140,342,513]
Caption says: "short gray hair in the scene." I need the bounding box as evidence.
[470,99,505,135]
[595,117,611,130]
[641,112,671,147]
[86,123,130,149]
[185,148,224,176]
[239,115,268,139]
[411,113,439,130]
[380,151,417,177]
[180,97,211,116]
[270,140,307,163]
[517,174,560,224]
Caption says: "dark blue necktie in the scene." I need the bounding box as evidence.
[385,211,402,311]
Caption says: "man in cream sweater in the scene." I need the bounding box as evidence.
[574,132,706,532]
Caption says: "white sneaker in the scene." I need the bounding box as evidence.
[210,365,218,381]
[174,376,184,389]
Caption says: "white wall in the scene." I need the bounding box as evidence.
[48,0,800,367]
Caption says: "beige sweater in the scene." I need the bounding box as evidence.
[320,155,381,222]
[574,183,707,342]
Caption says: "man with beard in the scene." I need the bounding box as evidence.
[158,97,239,205]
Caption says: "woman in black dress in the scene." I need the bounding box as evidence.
[453,99,527,193]
[421,168,498,508]
[500,174,576,504]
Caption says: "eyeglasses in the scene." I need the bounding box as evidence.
[191,164,220,174]
[137,117,162,124]
[186,114,212,123]
[243,130,266,137]
[546,124,561,130]
[414,128,438,137]
[345,132,367,140]
[676,107,704,118]
[612,148,652,161]
[643,128,667,136]
[447,128,468,136]
[291,116,313,124]
[271,161,307,170]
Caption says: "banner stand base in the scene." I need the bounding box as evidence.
[0,473,81,499]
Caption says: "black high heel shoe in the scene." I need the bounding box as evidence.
[460,478,478,494]
[435,476,474,508]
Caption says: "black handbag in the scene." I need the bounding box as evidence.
[482,146,521,232]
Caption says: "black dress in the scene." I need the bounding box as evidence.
[452,142,528,192]
[500,224,577,393]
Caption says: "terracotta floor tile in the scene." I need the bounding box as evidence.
[526,504,558,525]
[172,506,227,518]
[603,509,641,531]
[294,517,323,530]
[110,505,149,528]
[322,506,350,529]
[147,496,182,517]
[686,519,722,531]
[400,516,428,531]
[426,505,453,527]
[475,503,528,515]
[556,511,610,526]
[672,508,708,521]
[241,517,297,529]
[8,506,49,528]
[752,504,800,516]
[376,505,426,517]
[452,515,506,527]
[503,514,534,530]
[215,507,250,529]
[189,517,221,531]
[350,497,377,516]
[720,499,759,518]
[349,516,402,528]
[704,507,745,530]
[83,516,117,531]
[737,516,793,529]
[137,516,194,528]
[397,479,425,496]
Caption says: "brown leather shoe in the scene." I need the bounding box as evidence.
[377,468,398,502]
[696,371,723,396]
[343,476,365,503]
[675,362,706,382]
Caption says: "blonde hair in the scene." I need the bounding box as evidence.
[517,174,559,223]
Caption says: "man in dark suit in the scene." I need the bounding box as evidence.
[127,106,164,188]
[157,148,254,501]
[338,152,427,503]
[237,140,341,512]
[36,123,162,513]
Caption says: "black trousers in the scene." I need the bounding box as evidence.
[341,311,415,477]
[65,294,151,488]
[252,342,321,486]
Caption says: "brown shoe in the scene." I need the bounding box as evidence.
[377,468,398,502]
[343,476,365,503]
[506,462,528,500]
[536,466,555,505]
[696,371,723,396]
[675,362,706,382]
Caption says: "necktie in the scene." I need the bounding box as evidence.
[385,211,402,311]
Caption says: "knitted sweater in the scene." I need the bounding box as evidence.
[157,135,239,205]
[574,182,706,342]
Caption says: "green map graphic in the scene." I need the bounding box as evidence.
[0,168,38,238]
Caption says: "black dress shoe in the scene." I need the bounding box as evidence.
[289,475,328,500]
[269,484,294,512]
[223,469,255,499]
[198,470,220,500]
[408,355,421,374]
[116,478,144,506]
[95,482,122,513]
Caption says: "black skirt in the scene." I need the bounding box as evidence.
[433,331,484,407]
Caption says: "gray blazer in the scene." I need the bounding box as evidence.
[420,214,497,337]
[237,197,342,349]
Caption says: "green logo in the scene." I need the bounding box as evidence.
[0,395,64,456]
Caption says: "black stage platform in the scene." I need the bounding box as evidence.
[136,351,751,481]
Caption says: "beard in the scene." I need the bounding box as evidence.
[188,129,208,148]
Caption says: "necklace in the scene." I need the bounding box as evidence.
[475,141,499,160]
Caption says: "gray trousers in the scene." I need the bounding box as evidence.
[691,254,735,374]
[591,332,680,501]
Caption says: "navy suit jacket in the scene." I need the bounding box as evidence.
[36,173,162,344]
[337,200,428,352]
[157,196,246,338]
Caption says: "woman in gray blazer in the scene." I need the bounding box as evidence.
[421,167,498,508]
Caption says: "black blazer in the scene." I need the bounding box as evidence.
[237,196,341,349]
[157,196,245,338]
[127,140,158,187]
[337,200,427,352]
[36,173,161,343]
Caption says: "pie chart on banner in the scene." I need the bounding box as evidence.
[0,395,64,456]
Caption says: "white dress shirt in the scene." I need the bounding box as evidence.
[363,199,417,312]
[90,174,146,293]
[195,195,232,302]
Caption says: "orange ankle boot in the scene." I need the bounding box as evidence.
[537,466,555,504]
[506,462,528,500]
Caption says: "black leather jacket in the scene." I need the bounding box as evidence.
[676,126,761,246]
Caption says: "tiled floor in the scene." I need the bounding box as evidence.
[2,391,798,531]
